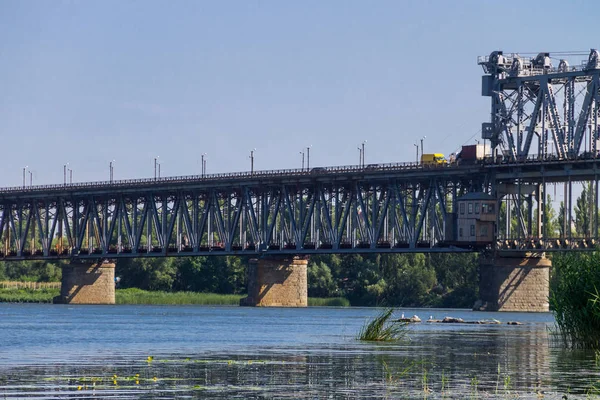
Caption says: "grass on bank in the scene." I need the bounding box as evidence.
[0,287,350,307]
[357,308,409,342]
[0,287,59,303]
[115,288,243,305]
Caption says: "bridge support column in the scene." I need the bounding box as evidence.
[476,252,550,312]
[54,260,116,304]
[240,256,308,307]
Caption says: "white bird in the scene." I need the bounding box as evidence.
[401,312,405,319]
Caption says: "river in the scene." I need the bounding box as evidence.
[0,304,598,399]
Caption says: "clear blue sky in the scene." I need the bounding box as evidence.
[1,1,598,186]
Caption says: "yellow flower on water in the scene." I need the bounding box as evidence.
[113,374,117,379]
[135,374,140,377]
[77,386,82,390]
[147,356,154,363]
[113,380,117,385]
[153,377,158,382]
[136,380,140,385]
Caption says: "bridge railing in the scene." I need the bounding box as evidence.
[0,159,460,194]
[2,151,598,195]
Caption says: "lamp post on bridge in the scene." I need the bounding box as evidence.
[63,163,69,185]
[154,156,159,180]
[414,143,419,163]
[299,151,305,170]
[22,166,28,189]
[362,140,367,168]
[68,168,73,184]
[29,171,33,187]
[201,153,207,177]
[109,160,115,183]
[420,136,426,158]
[250,149,256,175]
[306,145,312,170]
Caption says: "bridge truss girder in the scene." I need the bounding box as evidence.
[0,176,477,260]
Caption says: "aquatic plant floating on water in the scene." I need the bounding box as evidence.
[357,308,409,342]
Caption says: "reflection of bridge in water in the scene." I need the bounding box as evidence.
[4,49,600,309]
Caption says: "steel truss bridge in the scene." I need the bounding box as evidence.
[2,48,600,260]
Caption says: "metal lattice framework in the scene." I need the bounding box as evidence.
[479,49,600,160]
[0,165,485,260]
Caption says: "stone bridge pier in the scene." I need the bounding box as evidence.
[240,256,308,307]
[477,252,550,312]
[54,260,116,304]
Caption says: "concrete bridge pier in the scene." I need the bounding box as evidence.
[240,256,308,307]
[54,260,116,304]
[477,252,550,312]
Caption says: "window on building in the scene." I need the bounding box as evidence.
[470,225,475,236]
[459,227,463,237]
[460,203,465,214]
[475,203,480,214]
[488,203,495,213]
[468,203,473,214]
[480,226,488,236]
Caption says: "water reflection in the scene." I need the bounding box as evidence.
[0,305,598,398]
[0,345,596,398]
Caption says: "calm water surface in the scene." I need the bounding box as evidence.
[0,304,598,399]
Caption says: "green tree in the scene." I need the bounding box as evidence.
[118,257,177,291]
[498,200,520,238]
[0,260,62,282]
[172,256,246,294]
[533,195,558,237]
[307,261,337,298]
[557,201,569,237]
[380,253,436,306]
[575,183,591,236]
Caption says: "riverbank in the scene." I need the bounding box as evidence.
[0,287,350,307]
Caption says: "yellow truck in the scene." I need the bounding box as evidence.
[420,153,446,165]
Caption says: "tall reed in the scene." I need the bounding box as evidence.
[357,308,409,342]
[550,252,600,349]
